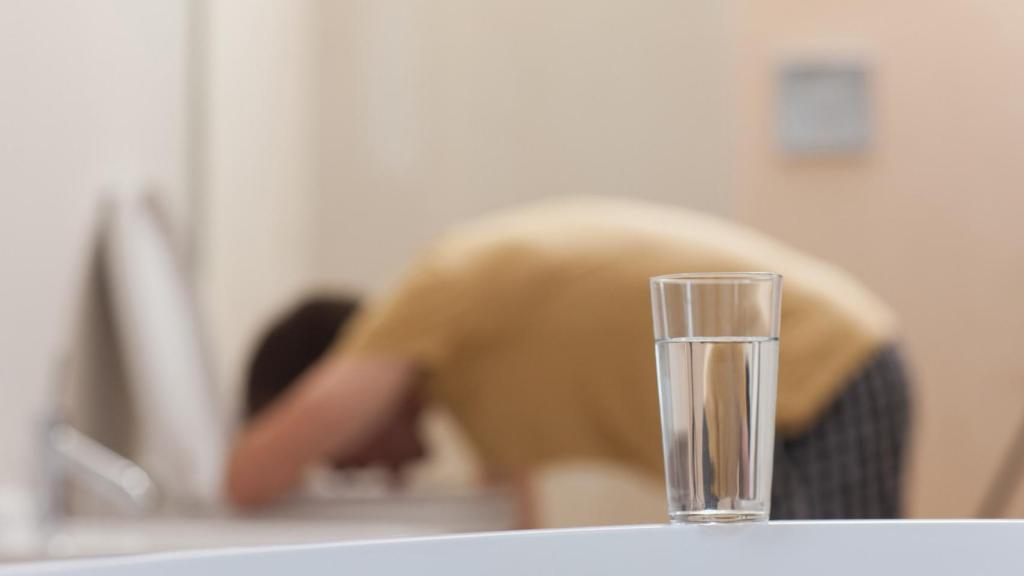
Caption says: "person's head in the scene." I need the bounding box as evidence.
[246,296,360,419]
[245,295,426,474]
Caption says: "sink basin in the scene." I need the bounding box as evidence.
[0,489,515,563]
[42,516,446,559]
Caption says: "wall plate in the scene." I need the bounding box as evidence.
[778,59,870,155]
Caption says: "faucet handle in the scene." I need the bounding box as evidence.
[42,421,160,522]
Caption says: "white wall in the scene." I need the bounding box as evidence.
[202,0,735,400]
[200,0,735,526]
[0,1,189,501]
[199,0,323,410]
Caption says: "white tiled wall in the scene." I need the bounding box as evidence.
[0,1,189,500]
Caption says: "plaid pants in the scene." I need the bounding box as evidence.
[771,345,911,519]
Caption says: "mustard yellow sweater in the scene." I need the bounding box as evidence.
[337,197,894,477]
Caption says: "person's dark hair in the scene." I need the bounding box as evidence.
[245,296,360,419]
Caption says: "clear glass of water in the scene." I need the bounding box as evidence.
[650,272,782,523]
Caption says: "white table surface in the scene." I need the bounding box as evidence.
[3,520,1022,575]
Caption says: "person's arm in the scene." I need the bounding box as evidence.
[225,353,417,508]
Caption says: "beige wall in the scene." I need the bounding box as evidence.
[316,0,736,292]
[735,0,1024,516]
[202,0,736,403]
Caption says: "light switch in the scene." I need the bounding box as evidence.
[778,60,870,154]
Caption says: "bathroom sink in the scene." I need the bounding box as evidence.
[44,516,452,559]
[0,489,515,563]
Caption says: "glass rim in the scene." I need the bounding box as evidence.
[651,272,782,284]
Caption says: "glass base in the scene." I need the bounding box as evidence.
[670,510,767,524]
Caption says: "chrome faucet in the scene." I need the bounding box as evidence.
[38,417,159,529]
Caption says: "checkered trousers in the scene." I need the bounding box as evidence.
[771,345,911,519]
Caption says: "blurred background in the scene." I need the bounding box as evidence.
[1,0,1023,559]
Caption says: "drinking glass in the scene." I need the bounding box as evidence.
[650,272,782,523]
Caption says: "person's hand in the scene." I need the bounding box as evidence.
[226,355,420,508]
[330,387,427,483]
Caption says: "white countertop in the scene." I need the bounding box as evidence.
[4,520,1023,575]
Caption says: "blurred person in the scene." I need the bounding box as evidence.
[226,197,910,521]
